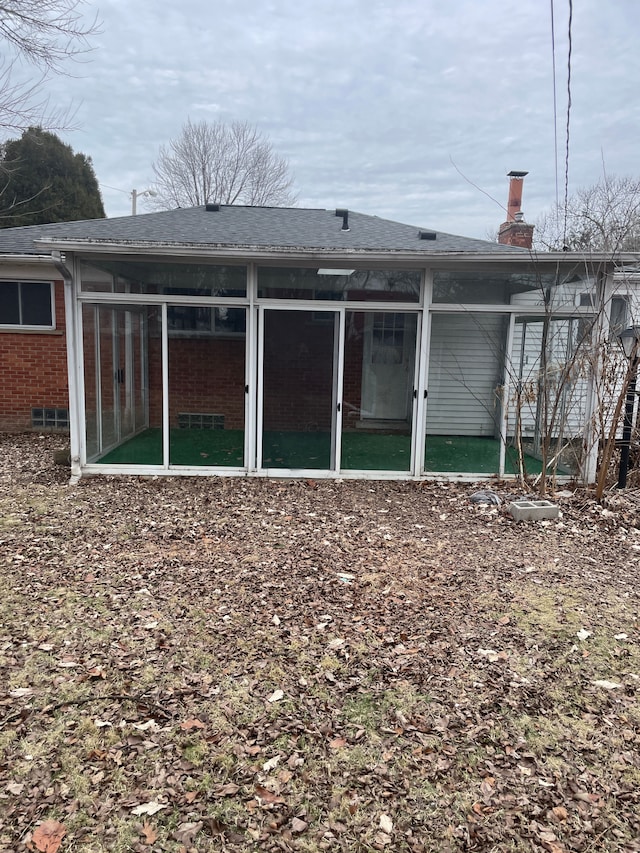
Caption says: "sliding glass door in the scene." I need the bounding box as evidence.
[260,308,339,470]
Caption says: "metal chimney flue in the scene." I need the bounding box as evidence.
[335,208,350,231]
[506,170,528,222]
[498,171,534,249]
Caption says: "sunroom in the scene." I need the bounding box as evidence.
[31,206,616,482]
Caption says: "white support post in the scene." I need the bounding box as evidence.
[582,268,610,484]
[162,303,169,469]
[256,305,265,471]
[413,269,432,476]
[246,264,257,472]
[499,314,516,478]
[59,253,82,482]
[333,309,345,472]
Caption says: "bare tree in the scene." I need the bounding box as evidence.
[0,0,99,132]
[151,119,297,209]
[535,175,640,252]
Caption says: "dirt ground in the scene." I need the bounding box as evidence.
[0,433,638,852]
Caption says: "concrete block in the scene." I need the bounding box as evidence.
[508,499,559,522]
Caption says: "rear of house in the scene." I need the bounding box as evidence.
[0,204,636,483]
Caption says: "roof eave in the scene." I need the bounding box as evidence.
[29,238,623,268]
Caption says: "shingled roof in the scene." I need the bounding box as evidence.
[0,205,526,256]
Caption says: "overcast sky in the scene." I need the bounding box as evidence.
[18,0,640,239]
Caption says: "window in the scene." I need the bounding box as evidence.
[165,288,246,336]
[0,282,53,328]
[31,407,69,429]
[609,295,629,338]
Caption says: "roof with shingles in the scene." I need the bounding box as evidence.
[0,205,526,256]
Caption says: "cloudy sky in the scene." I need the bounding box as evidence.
[12,0,640,239]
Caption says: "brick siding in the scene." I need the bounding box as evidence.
[0,281,68,431]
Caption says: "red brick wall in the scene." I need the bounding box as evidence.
[0,280,68,431]
[168,337,246,429]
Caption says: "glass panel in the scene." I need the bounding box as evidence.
[434,270,560,305]
[167,303,246,335]
[425,313,508,473]
[82,305,99,459]
[507,317,586,477]
[262,309,337,469]
[83,305,161,465]
[341,311,416,471]
[168,307,246,467]
[79,261,115,292]
[0,282,20,324]
[98,306,117,452]
[21,283,52,326]
[258,267,420,303]
[80,259,246,296]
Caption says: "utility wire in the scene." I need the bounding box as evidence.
[550,0,559,217]
[563,0,573,245]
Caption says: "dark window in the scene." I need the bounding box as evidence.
[165,288,245,336]
[610,295,629,338]
[0,282,53,327]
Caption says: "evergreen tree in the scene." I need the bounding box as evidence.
[0,126,105,227]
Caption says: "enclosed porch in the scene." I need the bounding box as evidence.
[72,258,595,480]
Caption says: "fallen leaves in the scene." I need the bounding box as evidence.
[179,717,206,730]
[213,782,240,797]
[29,821,66,853]
[267,688,284,703]
[140,822,158,844]
[2,436,640,852]
[254,785,286,806]
[131,801,167,816]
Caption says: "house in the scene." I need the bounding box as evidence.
[0,199,635,484]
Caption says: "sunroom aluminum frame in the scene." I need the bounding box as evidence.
[47,244,618,485]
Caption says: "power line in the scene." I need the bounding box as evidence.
[563,0,573,245]
[550,0,559,216]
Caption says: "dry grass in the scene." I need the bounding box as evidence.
[0,434,638,852]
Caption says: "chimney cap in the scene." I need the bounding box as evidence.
[507,170,528,178]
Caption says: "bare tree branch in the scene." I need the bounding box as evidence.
[0,0,98,71]
[0,0,99,132]
[535,175,640,252]
[151,119,297,209]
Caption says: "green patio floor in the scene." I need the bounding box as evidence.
[96,428,548,474]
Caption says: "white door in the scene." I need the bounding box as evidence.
[361,312,416,421]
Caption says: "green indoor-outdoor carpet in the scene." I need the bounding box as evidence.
[97,428,553,475]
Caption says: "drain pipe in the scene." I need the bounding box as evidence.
[52,251,81,484]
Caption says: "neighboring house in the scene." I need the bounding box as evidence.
[0,202,636,484]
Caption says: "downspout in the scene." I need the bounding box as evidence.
[52,251,82,484]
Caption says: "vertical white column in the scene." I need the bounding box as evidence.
[413,268,432,476]
[333,309,345,472]
[162,302,169,469]
[499,313,516,478]
[61,253,82,480]
[246,264,257,471]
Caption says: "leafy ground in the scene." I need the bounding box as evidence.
[0,434,639,853]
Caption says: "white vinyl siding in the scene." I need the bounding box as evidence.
[426,313,506,436]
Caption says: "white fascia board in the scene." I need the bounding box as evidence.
[30,238,620,269]
[0,255,60,279]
